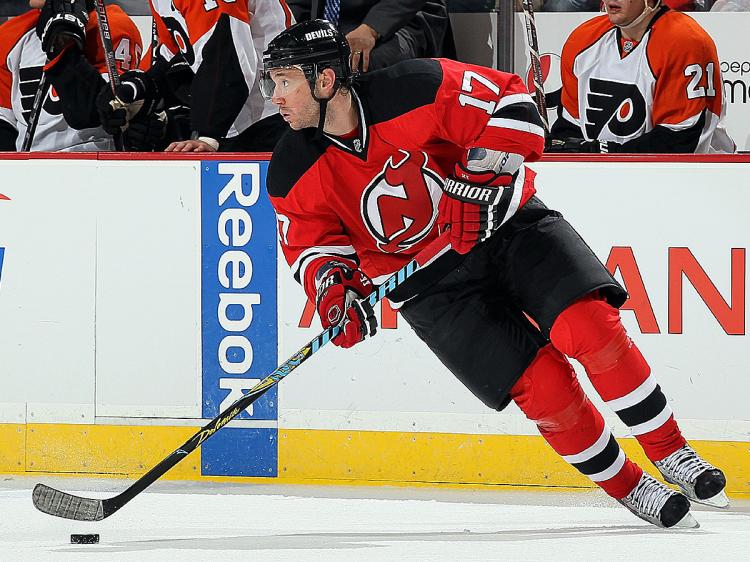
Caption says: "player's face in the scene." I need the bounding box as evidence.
[269,68,319,131]
[603,1,648,26]
[29,0,45,8]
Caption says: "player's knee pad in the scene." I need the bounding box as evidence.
[550,294,631,375]
[510,345,590,434]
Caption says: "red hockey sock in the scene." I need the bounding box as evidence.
[550,295,686,462]
[511,345,642,499]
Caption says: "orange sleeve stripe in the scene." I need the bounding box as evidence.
[0,11,38,109]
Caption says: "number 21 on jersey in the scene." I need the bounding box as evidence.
[684,62,717,100]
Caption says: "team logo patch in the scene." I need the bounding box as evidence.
[19,66,61,123]
[526,53,561,120]
[584,78,646,140]
[360,151,442,254]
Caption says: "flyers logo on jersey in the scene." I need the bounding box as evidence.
[19,66,60,122]
[361,151,442,254]
[585,78,646,139]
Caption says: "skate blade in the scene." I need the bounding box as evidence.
[672,511,700,529]
[693,489,729,509]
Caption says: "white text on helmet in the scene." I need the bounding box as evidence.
[304,29,335,41]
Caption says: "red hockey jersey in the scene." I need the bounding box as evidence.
[268,58,545,302]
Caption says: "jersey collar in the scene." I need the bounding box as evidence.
[323,89,370,161]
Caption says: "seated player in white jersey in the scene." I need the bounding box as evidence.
[95,0,293,153]
[547,0,735,153]
[0,0,142,152]
[263,19,728,530]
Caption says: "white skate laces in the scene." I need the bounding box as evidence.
[655,445,729,508]
[619,473,697,529]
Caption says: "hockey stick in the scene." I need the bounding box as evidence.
[521,0,549,133]
[92,0,124,151]
[20,70,50,151]
[32,232,451,521]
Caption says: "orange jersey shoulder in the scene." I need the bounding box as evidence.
[646,10,722,125]
[0,10,38,61]
[559,15,615,121]
[561,14,614,67]
[0,11,38,111]
[174,0,250,43]
[84,5,144,74]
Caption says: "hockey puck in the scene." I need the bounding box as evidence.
[70,534,99,544]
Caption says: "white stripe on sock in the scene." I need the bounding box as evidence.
[605,376,657,412]
[561,427,610,464]
[629,404,674,436]
[588,449,626,482]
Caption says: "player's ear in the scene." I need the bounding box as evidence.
[318,68,336,96]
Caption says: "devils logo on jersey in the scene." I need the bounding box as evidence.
[360,151,443,254]
[585,78,646,139]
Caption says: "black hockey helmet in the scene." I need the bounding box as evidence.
[260,19,353,102]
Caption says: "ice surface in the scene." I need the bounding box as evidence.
[0,476,748,561]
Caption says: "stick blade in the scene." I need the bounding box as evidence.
[32,483,104,521]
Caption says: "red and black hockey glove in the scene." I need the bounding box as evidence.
[438,148,515,254]
[315,261,377,349]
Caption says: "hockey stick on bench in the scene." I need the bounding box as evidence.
[32,231,451,521]
[93,0,124,151]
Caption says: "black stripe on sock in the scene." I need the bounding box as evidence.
[571,434,621,476]
[616,385,667,427]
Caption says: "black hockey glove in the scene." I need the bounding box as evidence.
[36,0,89,58]
[96,70,162,135]
[123,105,191,151]
[123,111,167,151]
[546,137,617,153]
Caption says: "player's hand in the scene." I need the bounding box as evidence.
[36,0,89,58]
[315,262,377,348]
[165,139,217,152]
[346,24,378,72]
[546,137,605,153]
[124,111,167,151]
[96,71,160,135]
[438,150,514,254]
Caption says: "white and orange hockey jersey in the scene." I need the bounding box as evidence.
[553,7,735,153]
[149,0,293,140]
[0,7,142,152]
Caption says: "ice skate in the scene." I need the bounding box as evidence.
[618,473,698,529]
[655,445,729,508]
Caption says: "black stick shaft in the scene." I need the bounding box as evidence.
[21,71,49,151]
[522,0,548,132]
[35,232,450,521]
[93,0,124,151]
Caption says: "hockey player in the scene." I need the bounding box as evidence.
[547,0,735,153]
[95,0,293,153]
[262,19,729,529]
[0,0,142,151]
